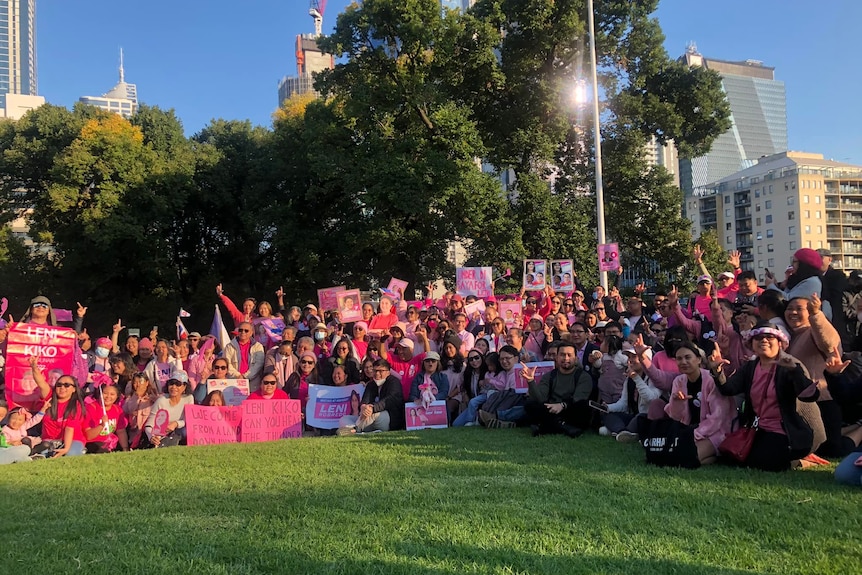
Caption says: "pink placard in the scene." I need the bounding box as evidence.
[456,267,493,298]
[334,289,362,322]
[206,379,250,406]
[463,299,486,319]
[498,302,522,328]
[317,286,346,314]
[523,260,547,290]
[241,399,303,442]
[513,362,556,394]
[151,409,171,437]
[4,323,78,410]
[405,400,449,430]
[185,405,242,446]
[386,278,408,302]
[598,243,620,272]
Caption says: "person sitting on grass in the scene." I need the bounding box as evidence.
[2,407,46,458]
[520,342,593,438]
[338,359,405,434]
[123,372,159,449]
[408,352,450,411]
[143,375,194,448]
[452,346,520,427]
[83,384,129,453]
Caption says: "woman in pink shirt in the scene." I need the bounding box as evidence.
[123,373,160,449]
[368,297,398,336]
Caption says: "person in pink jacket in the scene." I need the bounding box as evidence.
[662,342,735,465]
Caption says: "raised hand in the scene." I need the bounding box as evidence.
[76,302,88,318]
[824,347,850,374]
[112,319,126,334]
[706,347,730,372]
[425,282,435,293]
[692,244,704,263]
[275,286,284,300]
[668,284,679,306]
[634,282,646,294]
[810,292,822,315]
[215,283,224,296]
[520,362,537,381]
[728,250,741,269]
[633,334,650,358]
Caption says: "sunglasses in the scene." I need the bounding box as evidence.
[55,382,75,388]
[262,380,278,385]
[526,299,537,304]
[595,307,605,311]
[468,356,482,362]
[238,329,252,333]
[167,381,185,387]
[300,360,315,365]
[32,302,49,308]
[213,365,228,370]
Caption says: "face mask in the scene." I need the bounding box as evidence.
[592,292,599,300]
[95,347,110,359]
[427,320,438,330]
[313,332,325,342]
[374,378,386,386]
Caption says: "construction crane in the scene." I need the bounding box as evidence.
[309,0,327,37]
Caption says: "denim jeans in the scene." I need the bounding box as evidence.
[453,394,488,426]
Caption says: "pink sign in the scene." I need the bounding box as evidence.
[4,323,78,410]
[550,260,574,291]
[598,243,620,272]
[498,301,522,328]
[241,399,303,442]
[405,400,449,430]
[334,288,362,323]
[463,299,486,319]
[317,286,346,314]
[513,362,556,394]
[523,259,547,290]
[185,405,241,446]
[206,379,250,406]
[456,267,493,298]
[386,278,408,301]
[151,409,171,437]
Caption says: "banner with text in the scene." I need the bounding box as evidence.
[5,323,78,410]
[405,400,449,430]
[513,361,556,394]
[306,383,365,429]
[207,379,250,406]
[241,399,303,442]
[185,405,242,446]
[456,267,493,298]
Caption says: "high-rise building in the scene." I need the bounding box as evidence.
[685,151,862,276]
[679,45,787,217]
[79,49,138,118]
[0,0,36,109]
[277,34,334,104]
[441,0,475,10]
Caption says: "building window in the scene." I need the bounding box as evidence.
[785,183,789,191]
[787,197,795,206]
[788,211,795,220]
[727,235,732,244]
[767,229,774,238]
[755,190,761,198]
[803,195,809,203]
[817,226,822,233]
[725,195,731,204]
[726,223,732,230]
[815,211,821,219]
[756,217,761,226]
[757,246,763,254]
[789,226,796,236]
[768,258,775,267]
[766,215,773,223]
[815,196,821,204]
[767,244,774,252]
[769,185,774,193]
[789,241,797,250]
[765,200,772,209]
[756,204,761,212]
[804,225,811,233]
[758,260,764,269]
[804,210,810,218]
[725,209,731,217]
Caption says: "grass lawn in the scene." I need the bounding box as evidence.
[0,429,859,575]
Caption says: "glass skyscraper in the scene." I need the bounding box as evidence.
[678,46,787,199]
[0,0,37,109]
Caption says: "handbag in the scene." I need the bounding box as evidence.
[719,364,773,462]
[637,416,700,469]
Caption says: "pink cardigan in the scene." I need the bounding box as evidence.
[665,368,735,452]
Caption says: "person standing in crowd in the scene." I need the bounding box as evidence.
[818,248,849,343]
[223,321,265,392]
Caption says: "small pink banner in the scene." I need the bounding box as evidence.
[185,405,241,446]
[405,400,449,430]
[598,243,620,272]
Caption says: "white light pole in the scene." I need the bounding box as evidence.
[586,0,608,290]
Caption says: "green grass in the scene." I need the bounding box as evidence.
[1,429,859,575]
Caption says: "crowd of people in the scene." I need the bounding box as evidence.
[1,246,861,486]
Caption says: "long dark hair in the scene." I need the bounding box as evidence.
[48,376,85,421]
[786,261,821,290]
[111,352,136,388]
[463,351,487,400]
[440,344,464,374]
[663,325,690,358]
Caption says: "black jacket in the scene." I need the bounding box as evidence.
[717,357,819,459]
[361,374,405,431]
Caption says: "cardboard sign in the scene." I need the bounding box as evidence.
[317,286,346,314]
[498,301,522,328]
[206,379,250,406]
[151,409,171,437]
[513,361,556,394]
[306,383,365,429]
[463,299,486,319]
[523,260,547,291]
[405,400,449,430]
[4,323,78,410]
[241,399,303,442]
[185,405,242,446]
[456,267,493,298]
[598,243,620,272]
[334,288,363,323]
[256,318,286,348]
[386,278,408,302]
[550,260,574,291]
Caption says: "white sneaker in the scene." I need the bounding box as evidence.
[464,421,478,427]
[598,426,610,436]
[616,430,639,443]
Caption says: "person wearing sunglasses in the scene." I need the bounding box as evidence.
[223,321,265,392]
[285,352,320,417]
[28,357,87,457]
[247,376,289,401]
[143,375,194,448]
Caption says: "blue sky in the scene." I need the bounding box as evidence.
[38,0,860,163]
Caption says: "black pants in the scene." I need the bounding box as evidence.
[524,399,590,433]
[745,430,792,472]
[816,400,856,458]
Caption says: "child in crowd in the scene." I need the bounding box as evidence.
[2,407,47,457]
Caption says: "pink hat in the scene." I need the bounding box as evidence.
[794,248,823,269]
[397,338,414,350]
[353,321,368,331]
[95,337,112,349]
[529,314,544,324]
[485,296,498,304]
[300,351,317,362]
[138,337,153,350]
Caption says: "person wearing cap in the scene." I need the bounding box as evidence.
[766,248,825,315]
[715,270,736,297]
[611,345,661,443]
[407,351,450,407]
[351,321,370,358]
[223,321,265,392]
[817,248,848,341]
[388,322,408,347]
[143,373,195,447]
[686,275,714,322]
[714,321,821,471]
[387,338,426,398]
[88,336,115,373]
[187,332,202,354]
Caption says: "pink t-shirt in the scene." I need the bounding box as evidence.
[247,388,290,400]
[85,402,128,442]
[750,363,783,435]
[238,341,252,374]
[352,339,368,359]
[369,313,397,332]
[389,354,426,397]
[42,400,86,443]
